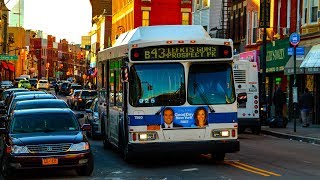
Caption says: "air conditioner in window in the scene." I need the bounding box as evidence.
[282,27,289,36]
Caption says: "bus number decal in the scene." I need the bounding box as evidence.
[134,116,143,120]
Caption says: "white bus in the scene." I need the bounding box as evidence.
[233,58,260,134]
[97,25,239,162]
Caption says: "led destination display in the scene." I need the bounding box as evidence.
[130,44,232,61]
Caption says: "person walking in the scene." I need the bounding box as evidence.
[54,83,59,95]
[299,88,314,127]
[273,86,286,118]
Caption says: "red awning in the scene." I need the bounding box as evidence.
[1,61,8,69]
[7,63,15,72]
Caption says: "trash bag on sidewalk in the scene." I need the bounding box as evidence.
[268,116,288,128]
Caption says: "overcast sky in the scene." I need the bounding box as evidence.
[7,0,92,44]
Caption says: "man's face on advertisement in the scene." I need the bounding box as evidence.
[163,109,174,125]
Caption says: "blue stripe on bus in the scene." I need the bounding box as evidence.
[128,112,237,126]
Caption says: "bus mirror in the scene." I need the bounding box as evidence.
[237,92,247,103]
[121,66,129,83]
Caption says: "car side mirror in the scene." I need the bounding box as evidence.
[75,113,84,119]
[81,124,91,131]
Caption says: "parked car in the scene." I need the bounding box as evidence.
[5,91,46,110]
[85,98,101,138]
[73,90,98,110]
[12,99,69,111]
[1,88,29,102]
[59,81,71,95]
[0,108,93,178]
[37,79,50,90]
[18,80,31,89]
[29,78,38,88]
[0,81,14,89]
[66,84,82,95]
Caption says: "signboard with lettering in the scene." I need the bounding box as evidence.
[259,0,271,28]
[130,44,232,61]
[260,38,290,72]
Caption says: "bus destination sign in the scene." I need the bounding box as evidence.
[130,44,232,61]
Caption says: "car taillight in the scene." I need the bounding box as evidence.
[6,146,12,153]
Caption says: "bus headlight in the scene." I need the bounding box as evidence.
[212,130,230,137]
[138,132,157,141]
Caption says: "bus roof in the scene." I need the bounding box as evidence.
[98,25,233,61]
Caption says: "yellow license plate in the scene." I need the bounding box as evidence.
[42,157,58,165]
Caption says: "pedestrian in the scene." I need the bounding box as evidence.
[272,86,286,118]
[299,88,314,127]
[54,83,59,95]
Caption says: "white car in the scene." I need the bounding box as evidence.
[37,80,50,90]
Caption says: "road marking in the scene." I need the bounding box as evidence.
[224,161,281,177]
[182,168,199,172]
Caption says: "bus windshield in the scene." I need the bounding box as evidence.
[129,63,185,107]
[187,63,235,105]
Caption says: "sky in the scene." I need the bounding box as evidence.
[6,0,92,44]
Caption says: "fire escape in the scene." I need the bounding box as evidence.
[219,0,231,39]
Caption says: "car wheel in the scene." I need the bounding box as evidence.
[76,155,94,176]
[1,156,14,179]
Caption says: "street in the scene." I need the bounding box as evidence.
[6,91,320,179]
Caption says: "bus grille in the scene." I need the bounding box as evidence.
[234,70,246,83]
[27,143,72,153]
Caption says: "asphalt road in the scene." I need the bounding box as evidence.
[6,90,320,179]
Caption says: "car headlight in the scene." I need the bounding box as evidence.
[69,142,90,151]
[12,145,29,154]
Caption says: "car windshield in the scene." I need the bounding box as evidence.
[29,80,38,83]
[187,63,235,105]
[11,113,79,133]
[129,63,185,107]
[1,81,12,85]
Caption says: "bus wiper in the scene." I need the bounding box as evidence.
[155,106,166,115]
[193,81,215,112]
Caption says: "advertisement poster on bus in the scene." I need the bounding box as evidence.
[160,106,209,128]
[239,50,260,70]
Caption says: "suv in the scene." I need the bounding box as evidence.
[73,90,97,110]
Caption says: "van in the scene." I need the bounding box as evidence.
[20,75,31,80]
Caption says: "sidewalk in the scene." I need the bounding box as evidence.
[261,121,320,145]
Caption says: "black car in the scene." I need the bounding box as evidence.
[85,98,101,138]
[73,90,97,110]
[0,108,93,178]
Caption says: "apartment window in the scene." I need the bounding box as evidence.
[182,12,190,25]
[202,0,208,8]
[310,0,318,23]
[243,7,247,39]
[252,12,258,43]
[303,0,308,24]
[142,11,150,26]
[196,0,200,10]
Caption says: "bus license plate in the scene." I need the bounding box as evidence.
[42,157,58,165]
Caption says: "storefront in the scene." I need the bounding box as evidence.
[300,44,320,124]
[260,38,290,118]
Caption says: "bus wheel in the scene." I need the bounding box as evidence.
[251,127,261,135]
[211,153,225,162]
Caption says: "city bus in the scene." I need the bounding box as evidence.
[97,25,239,162]
[233,56,260,134]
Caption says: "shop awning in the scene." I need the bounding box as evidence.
[1,61,8,70]
[7,63,15,72]
[284,47,311,75]
[300,44,320,74]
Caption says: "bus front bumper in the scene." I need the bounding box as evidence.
[128,139,239,155]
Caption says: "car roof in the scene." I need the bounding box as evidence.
[13,108,74,116]
[14,94,56,100]
[14,99,68,106]
[13,91,46,96]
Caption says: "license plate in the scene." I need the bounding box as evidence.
[42,157,58,165]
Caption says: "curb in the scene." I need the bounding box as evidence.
[261,129,320,145]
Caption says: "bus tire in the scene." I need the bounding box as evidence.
[119,126,134,163]
[211,153,225,162]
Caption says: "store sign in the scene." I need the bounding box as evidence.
[260,38,290,72]
[259,0,271,28]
